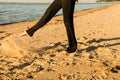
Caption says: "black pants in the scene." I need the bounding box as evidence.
[27,0,77,53]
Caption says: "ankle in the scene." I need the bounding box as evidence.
[26,29,34,37]
[66,44,77,53]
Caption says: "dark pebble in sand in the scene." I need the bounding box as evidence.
[72,62,76,65]
[50,54,56,57]
[103,62,109,66]
[111,68,118,73]
[115,66,120,70]
[26,74,34,79]
[74,54,80,57]
[0,67,4,70]
[83,36,87,40]
[47,68,54,72]
[89,55,94,59]
[39,66,44,71]
[67,75,72,80]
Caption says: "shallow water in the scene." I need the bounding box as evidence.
[0,2,119,25]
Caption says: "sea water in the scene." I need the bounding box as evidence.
[0,2,119,25]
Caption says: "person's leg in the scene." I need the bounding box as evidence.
[27,0,62,36]
[62,0,77,53]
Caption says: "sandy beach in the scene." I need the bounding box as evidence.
[1,4,120,80]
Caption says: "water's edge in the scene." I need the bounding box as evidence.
[0,2,119,26]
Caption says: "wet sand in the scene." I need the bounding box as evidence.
[0,4,120,80]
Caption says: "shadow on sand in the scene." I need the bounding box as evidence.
[77,37,120,53]
[40,37,120,53]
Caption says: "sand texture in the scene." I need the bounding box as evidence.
[0,4,120,80]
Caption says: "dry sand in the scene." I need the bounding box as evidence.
[1,4,120,80]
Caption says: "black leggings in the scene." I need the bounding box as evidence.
[27,0,77,52]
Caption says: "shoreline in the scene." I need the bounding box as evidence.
[0,3,115,26]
